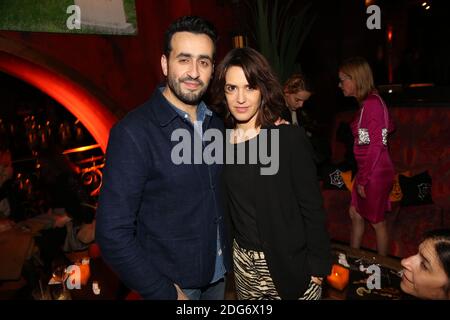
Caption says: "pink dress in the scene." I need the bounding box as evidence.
[351,93,395,223]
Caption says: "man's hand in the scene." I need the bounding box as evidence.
[174,284,189,300]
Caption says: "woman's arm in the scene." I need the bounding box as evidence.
[356,95,387,187]
[289,127,332,277]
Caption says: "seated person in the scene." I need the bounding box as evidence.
[401,229,450,300]
[35,147,96,268]
[0,143,13,218]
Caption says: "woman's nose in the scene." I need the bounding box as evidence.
[237,89,246,103]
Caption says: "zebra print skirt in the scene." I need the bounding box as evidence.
[233,240,322,300]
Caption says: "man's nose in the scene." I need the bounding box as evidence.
[187,61,200,79]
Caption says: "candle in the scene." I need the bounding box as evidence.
[327,264,350,291]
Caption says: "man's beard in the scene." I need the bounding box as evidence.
[167,75,208,106]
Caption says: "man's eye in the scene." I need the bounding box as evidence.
[179,59,189,63]
[199,60,210,67]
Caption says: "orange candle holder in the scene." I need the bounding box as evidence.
[327,264,350,291]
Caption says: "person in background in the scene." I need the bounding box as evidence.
[401,229,450,300]
[210,47,331,300]
[282,74,330,172]
[0,139,13,218]
[338,57,395,256]
[282,73,312,126]
[96,16,230,300]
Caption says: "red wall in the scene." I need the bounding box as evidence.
[0,0,233,115]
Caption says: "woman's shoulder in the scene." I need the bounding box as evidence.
[264,124,308,143]
[364,92,385,107]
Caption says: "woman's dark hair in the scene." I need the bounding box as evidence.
[209,47,285,128]
[423,229,450,293]
[164,16,218,57]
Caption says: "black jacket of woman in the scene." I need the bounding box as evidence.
[222,124,332,299]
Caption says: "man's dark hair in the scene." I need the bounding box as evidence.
[164,16,218,57]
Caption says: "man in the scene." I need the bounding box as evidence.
[96,16,230,300]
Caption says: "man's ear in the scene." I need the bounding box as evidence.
[161,55,168,76]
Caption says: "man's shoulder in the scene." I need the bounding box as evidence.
[115,92,161,129]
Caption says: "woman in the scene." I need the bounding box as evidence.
[282,73,312,126]
[210,47,331,300]
[401,229,450,300]
[338,57,395,256]
[283,74,330,169]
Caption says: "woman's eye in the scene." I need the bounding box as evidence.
[225,85,235,92]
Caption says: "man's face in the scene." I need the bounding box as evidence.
[161,32,214,106]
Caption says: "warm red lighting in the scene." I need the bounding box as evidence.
[327,264,350,291]
[0,52,117,153]
[409,83,434,88]
[387,28,393,42]
[63,144,101,155]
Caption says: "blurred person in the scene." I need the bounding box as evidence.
[282,74,330,171]
[0,141,13,218]
[338,57,395,256]
[282,73,312,126]
[401,229,450,300]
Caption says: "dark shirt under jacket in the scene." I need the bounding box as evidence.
[223,136,261,251]
[222,125,332,299]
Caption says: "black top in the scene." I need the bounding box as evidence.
[223,135,261,251]
[222,125,332,299]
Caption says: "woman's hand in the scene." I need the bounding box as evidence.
[274,118,289,126]
[356,184,366,198]
[311,276,323,286]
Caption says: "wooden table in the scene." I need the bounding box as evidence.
[323,243,409,300]
[46,257,123,300]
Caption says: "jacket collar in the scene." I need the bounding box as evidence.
[150,86,179,127]
[150,86,212,127]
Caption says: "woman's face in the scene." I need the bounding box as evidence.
[284,90,311,111]
[338,71,357,97]
[401,239,449,299]
[224,66,262,130]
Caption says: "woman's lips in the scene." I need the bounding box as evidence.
[234,107,248,113]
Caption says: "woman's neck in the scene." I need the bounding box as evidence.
[231,125,261,144]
